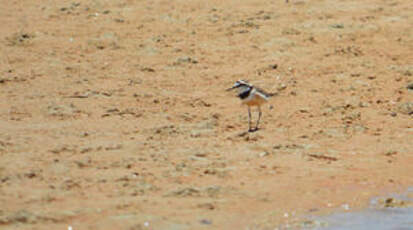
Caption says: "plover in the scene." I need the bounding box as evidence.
[227,80,275,132]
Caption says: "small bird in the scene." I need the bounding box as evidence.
[227,80,275,132]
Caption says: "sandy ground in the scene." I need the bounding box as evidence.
[0,0,412,229]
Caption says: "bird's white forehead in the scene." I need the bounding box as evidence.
[235,80,250,86]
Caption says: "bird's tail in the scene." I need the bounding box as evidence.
[267,92,278,97]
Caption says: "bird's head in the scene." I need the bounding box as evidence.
[226,80,252,91]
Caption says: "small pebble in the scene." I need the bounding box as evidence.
[407,82,413,90]
[200,219,212,225]
[342,203,350,210]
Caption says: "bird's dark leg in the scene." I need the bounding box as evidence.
[248,106,252,132]
[255,106,262,131]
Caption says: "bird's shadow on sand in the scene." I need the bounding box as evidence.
[238,128,259,137]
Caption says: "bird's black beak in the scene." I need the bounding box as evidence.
[226,86,236,91]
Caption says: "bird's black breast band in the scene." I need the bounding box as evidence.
[238,88,252,99]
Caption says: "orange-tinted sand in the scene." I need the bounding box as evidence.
[0,0,412,229]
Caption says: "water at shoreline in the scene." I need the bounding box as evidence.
[303,189,413,230]
[312,207,413,230]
